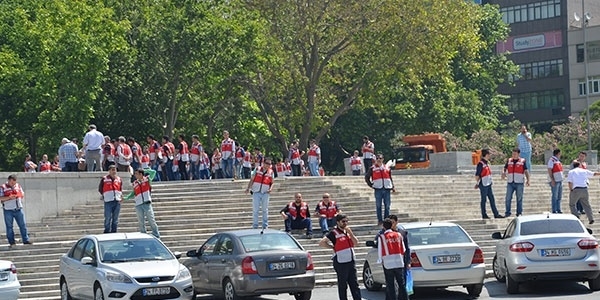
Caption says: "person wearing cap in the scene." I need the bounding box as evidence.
[0,174,33,248]
[98,165,123,233]
[82,124,104,171]
[59,138,79,172]
[365,153,396,225]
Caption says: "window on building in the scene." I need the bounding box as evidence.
[577,44,585,63]
[515,59,563,81]
[507,89,565,112]
[500,0,561,24]
[578,76,600,96]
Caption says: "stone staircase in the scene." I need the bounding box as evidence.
[3,172,600,299]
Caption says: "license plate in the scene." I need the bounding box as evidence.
[269,261,295,271]
[142,287,171,296]
[0,272,7,281]
[541,248,571,257]
[433,254,461,264]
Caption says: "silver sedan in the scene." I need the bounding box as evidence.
[492,213,600,294]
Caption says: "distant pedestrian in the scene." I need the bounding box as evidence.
[516,124,532,170]
[24,154,37,173]
[245,158,274,229]
[59,138,79,172]
[362,136,375,171]
[567,161,600,225]
[501,148,530,217]
[365,153,396,225]
[571,152,589,214]
[474,149,504,219]
[98,165,122,233]
[350,150,362,176]
[220,130,236,178]
[289,141,303,176]
[318,214,361,300]
[547,149,564,213]
[82,124,104,171]
[307,139,321,176]
[1,174,33,248]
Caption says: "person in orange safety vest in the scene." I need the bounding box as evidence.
[280,193,313,238]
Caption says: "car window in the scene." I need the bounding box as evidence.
[216,236,234,255]
[201,235,220,255]
[520,219,585,235]
[69,239,87,261]
[504,220,516,238]
[240,233,301,253]
[408,226,471,245]
[99,239,174,262]
[83,239,96,260]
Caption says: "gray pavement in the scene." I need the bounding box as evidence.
[196,278,600,299]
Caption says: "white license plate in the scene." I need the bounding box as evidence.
[541,248,571,257]
[433,254,461,264]
[269,261,295,270]
[142,287,171,296]
[0,272,7,281]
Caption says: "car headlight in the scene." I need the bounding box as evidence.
[177,267,191,280]
[105,271,133,283]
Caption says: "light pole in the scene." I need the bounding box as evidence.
[582,0,592,150]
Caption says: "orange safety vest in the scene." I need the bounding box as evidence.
[550,156,563,181]
[350,156,361,170]
[149,140,161,161]
[479,160,492,186]
[378,229,406,269]
[275,163,285,174]
[287,201,308,219]
[251,167,273,193]
[104,143,116,161]
[291,148,301,165]
[141,154,150,169]
[39,161,52,172]
[371,165,393,189]
[221,138,235,158]
[332,228,355,263]
[362,141,374,159]
[1,182,24,210]
[317,201,338,219]
[506,158,526,183]
[133,176,152,206]
[308,145,319,162]
[179,141,189,161]
[100,175,122,202]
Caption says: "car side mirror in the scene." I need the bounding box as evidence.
[81,257,95,266]
[366,240,376,248]
[173,251,182,259]
[491,232,503,239]
[587,228,593,234]
[186,250,199,257]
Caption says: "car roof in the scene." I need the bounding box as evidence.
[402,222,461,230]
[220,229,287,237]
[82,232,157,242]
[516,213,580,222]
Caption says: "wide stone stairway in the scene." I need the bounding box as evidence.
[3,172,600,299]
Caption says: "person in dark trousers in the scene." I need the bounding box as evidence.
[474,149,504,219]
[318,214,361,300]
[280,193,313,239]
[378,218,409,300]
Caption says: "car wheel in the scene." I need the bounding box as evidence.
[60,278,73,300]
[466,283,483,297]
[223,278,241,300]
[493,256,506,283]
[506,270,519,294]
[293,291,312,300]
[94,284,105,300]
[588,273,600,291]
[362,261,382,291]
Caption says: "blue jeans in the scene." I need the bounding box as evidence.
[319,218,336,233]
[191,161,200,180]
[221,158,234,178]
[252,192,270,229]
[165,159,175,181]
[3,209,30,244]
[104,201,121,233]
[479,184,499,217]
[151,161,162,181]
[135,203,160,238]
[550,181,563,213]
[505,182,524,216]
[308,161,320,176]
[284,214,313,235]
[384,267,408,300]
[374,188,391,223]
[519,151,532,171]
[199,168,210,179]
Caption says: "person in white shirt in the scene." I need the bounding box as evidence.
[567,161,600,224]
[82,124,105,171]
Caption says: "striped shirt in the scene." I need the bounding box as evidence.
[516,132,532,153]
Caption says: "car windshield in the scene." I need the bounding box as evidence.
[520,219,585,235]
[99,238,174,263]
[408,225,471,245]
[239,233,301,253]
[396,148,428,163]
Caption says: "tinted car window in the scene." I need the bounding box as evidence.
[217,236,234,255]
[520,220,585,235]
[83,239,96,260]
[100,239,174,262]
[504,220,516,238]
[240,233,301,252]
[409,226,471,245]
[200,235,220,255]
[70,239,87,260]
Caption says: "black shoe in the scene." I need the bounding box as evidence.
[504,213,511,218]
[23,241,33,245]
[516,214,522,217]
[482,216,490,219]
[581,211,586,214]
[494,215,505,219]
[590,220,595,225]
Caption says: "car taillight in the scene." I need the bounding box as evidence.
[10,264,16,274]
[306,252,314,270]
[410,252,421,268]
[241,257,257,274]
[509,242,534,252]
[471,248,484,264]
[578,239,599,250]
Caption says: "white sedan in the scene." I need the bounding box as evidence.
[492,213,600,294]
[0,260,20,300]
[59,232,194,300]
[362,222,485,297]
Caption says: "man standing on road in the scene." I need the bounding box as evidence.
[365,153,396,225]
[475,149,504,219]
[82,124,104,171]
[245,158,274,229]
[567,162,600,225]
[517,124,532,170]
[548,149,564,214]
[318,214,361,300]
[99,165,123,233]
[280,193,313,239]
[0,175,33,248]
[378,218,409,300]
[501,148,530,217]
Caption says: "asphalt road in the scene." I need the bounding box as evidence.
[196,278,600,299]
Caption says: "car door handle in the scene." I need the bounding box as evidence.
[221,259,227,263]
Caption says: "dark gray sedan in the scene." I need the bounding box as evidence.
[183,229,315,300]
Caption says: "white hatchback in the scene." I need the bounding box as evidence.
[0,260,20,300]
[362,222,486,297]
[59,232,194,300]
[492,213,600,294]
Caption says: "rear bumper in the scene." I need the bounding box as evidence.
[507,255,600,282]
[233,271,315,296]
[511,270,600,282]
[412,264,485,287]
[0,282,21,300]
